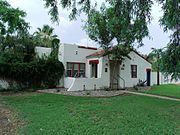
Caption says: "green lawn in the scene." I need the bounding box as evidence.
[1,93,180,135]
[145,84,180,98]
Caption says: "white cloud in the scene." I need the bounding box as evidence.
[78,37,98,48]
[59,17,74,28]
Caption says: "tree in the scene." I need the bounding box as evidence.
[161,43,180,80]
[43,0,179,79]
[0,0,32,63]
[0,0,29,35]
[42,0,91,22]
[84,5,113,50]
[0,34,36,63]
[148,50,160,72]
[84,1,153,89]
[34,25,60,58]
[148,48,164,85]
[0,0,30,56]
[84,0,152,55]
[156,0,180,80]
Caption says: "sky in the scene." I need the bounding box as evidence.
[7,0,171,54]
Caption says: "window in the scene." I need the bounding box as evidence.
[75,50,78,55]
[66,63,85,77]
[67,63,73,77]
[131,65,137,78]
[79,63,85,77]
[73,63,79,77]
[105,68,108,72]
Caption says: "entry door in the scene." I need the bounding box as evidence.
[146,70,151,86]
[110,62,119,89]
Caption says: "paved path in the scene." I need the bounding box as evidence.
[123,91,180,101]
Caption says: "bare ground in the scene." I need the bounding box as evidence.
[0,97,23,135]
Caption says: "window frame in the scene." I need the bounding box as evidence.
[131,65,137,78]
[66,62,86,77]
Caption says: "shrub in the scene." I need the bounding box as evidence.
[0,56,64,90]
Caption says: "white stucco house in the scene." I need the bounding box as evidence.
[57,43,152,91]
[0,44,179,90]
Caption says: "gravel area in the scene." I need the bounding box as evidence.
[38,89,128,97]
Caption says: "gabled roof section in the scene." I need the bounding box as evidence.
[86,48,151,64]
[86,49,105,58]
[78,45,97,50]
[132,50,152,64]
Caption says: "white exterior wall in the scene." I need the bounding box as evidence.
[0,80,9,89]
[59,44,179,91]
[151,72,180,85]
[62,54,110,91]
[119,51,151,87]
[35,47,52,58]
[60,43,109,91]
[86,57,99,78]
[64,77,75,88]
[59,43,100,72]
[64,77,107,91]
[86,56,110,87]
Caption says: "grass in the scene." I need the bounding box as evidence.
[1,93,180,135]
[145,84,180,98]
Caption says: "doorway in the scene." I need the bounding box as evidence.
[110,61,120,89]
[146,69,151,86]
[91,63,98,78]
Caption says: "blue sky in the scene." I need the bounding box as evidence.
[8,0,171,54]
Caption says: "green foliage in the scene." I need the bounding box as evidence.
[84,0,152,61]
[84,6,113,49]
[161,44,180,80]
[0,0,31,63]
[156,0,180,80]
[34,24,60,59]
[2,94,180,134]
[0,34,36,63]
[157,0,179,31]
[0,33,63,90]
[0,56,64,90]
[85,0,152,46]
[0,0,29,35]
[147,49,160,72]
[0,1,64,90]
[43,0,91,22]
[105,45,132,61]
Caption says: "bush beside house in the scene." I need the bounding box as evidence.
[0,56,64,91]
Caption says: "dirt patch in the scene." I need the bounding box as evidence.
[0,91,39,96]
[0,100,23,135]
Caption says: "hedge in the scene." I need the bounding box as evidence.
[0,57,64,90]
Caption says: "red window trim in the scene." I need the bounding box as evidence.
[146,68,151,72]
[89,60,99,64]
[131,65,137,78]
[67,62,86,77]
